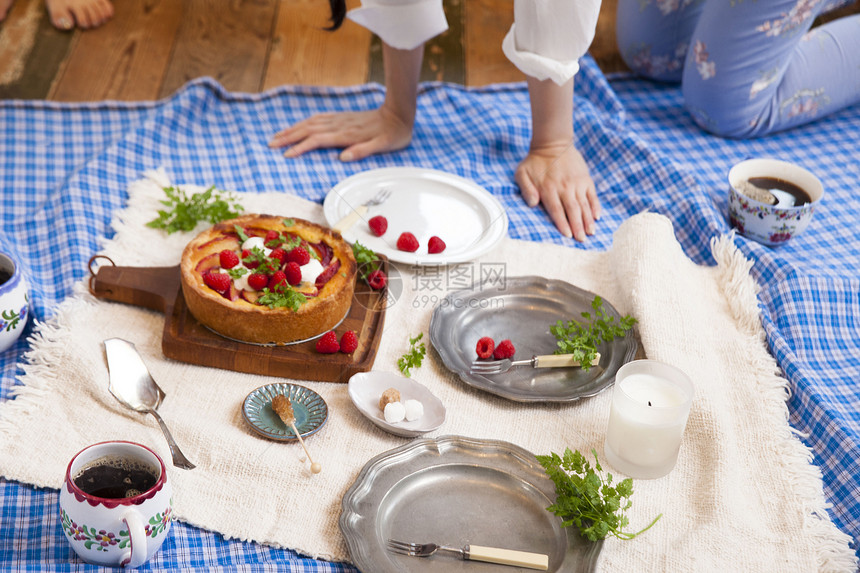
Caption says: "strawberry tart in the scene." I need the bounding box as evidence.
[180,214,357,345]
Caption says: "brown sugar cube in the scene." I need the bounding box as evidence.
[378,387,401,411]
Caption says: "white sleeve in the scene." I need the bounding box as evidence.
[502,0,602,85]
[347,0,448,50]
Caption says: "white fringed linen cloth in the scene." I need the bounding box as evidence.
[1,171,855,571]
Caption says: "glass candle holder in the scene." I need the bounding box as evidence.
[604,360,694,479]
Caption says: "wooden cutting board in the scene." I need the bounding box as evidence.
[87,257,387,382]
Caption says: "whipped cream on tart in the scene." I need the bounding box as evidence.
[180,214,357,345]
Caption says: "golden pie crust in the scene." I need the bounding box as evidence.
[180,214,357,345]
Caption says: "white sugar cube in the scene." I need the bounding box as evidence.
[404,399,424,422]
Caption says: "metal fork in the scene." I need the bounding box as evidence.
[469,352,600,375]
[332,187,392,233]
[386,539,548,570]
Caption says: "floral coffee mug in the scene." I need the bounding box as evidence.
[0,251,29,353]
[60,441,173,568]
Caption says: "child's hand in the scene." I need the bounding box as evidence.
[269,106,414,162]
[515,143,600,241]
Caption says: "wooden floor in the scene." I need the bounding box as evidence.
[0,0,855,102]
[0,0,626,101]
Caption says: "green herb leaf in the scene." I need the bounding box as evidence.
[226,267,248,280]
[397,333,426,377]
[146,185,243,234]
[242,246,280,275]
[537,448,661,541]
[234,225,249,244]
[256,284,307,311]
[352,241,380,279]
[550,296,637,371]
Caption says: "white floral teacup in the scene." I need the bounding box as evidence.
[728,158,824,246]
[0,251,29,353]
[60,441,173,568]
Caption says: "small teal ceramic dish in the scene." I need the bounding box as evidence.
[242,383,328,441]
[727,158,824,246]
[0,251,29,353]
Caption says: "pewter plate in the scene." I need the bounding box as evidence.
[242,383,328,441]
[340,435,602,572]
[429,276,637,402]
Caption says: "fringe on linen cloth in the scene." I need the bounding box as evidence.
[709,233,856,572]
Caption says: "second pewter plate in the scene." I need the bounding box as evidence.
[429,276,637,402]
[323,167,508,265]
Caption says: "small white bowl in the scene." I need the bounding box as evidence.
[348,371,446,437]
[727,158,824,246]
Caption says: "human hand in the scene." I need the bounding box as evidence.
[515,142,600,241]
[268,106,414,162]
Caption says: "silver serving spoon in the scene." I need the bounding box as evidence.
[104,338,196,470]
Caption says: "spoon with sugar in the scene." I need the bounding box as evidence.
[272,394,321,474]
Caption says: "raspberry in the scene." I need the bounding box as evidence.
[493,339,516,360]
[368,215,388,237]
[315,331,340,354]
[268,270,287,290]
[367,269,387,290]
[203,271,231,293]
[242,249,260,269]
[219,249,240,269]
[264,230,281,247]
[427,236,446,254]
[285,262,302,286]
[475,336,495,359]
[396,232,420,252]
[339,330,359,354]
[247,272,269,291]
[269,248,286,265]
[286,246,311,266]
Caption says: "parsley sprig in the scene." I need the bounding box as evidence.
[397,333,426,377]
[147,185,243,234]
[256,284,307,311]
[352,241,380,280]
[538,448,661,541]
[550,296,637,371]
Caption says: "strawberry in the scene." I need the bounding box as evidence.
[493,339,515,360]
[367,269,387,290]
[247,272,269,291]
[219,249,240,269]
[268,270,287,290]
[269,248,286,265]
[339,330,359,354]
[264,230,281,247]
[203,271,231,293]
[286,246,311,266]
[368,215,388,237]
[315,331,340,354]
[396,232,419,252]
[427,236,446,254]
[475,336,495,359]
[242,249,260,269]
[285,262,302,286]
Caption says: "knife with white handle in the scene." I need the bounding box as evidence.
[466,544,549,570]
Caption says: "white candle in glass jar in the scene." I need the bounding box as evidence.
[604,360,694,479]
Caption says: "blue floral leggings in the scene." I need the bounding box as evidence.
[617,0,860,137]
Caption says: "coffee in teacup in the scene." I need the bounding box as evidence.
[73,454,159,499]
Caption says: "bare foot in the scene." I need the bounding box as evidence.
[44,0,113,30]
[0,0,15,22]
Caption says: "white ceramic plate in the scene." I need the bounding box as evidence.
[323,167,508,265]
[347,371,446,437]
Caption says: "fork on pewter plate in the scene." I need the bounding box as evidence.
[332,187,392,233]
[385,539,549,570]
[469,352,601,375]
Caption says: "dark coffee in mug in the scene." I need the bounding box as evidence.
[73,455,159,499]
[746,176,812,207]
[0,268,10,286]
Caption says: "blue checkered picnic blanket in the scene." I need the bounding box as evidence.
[1,54,858,570]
